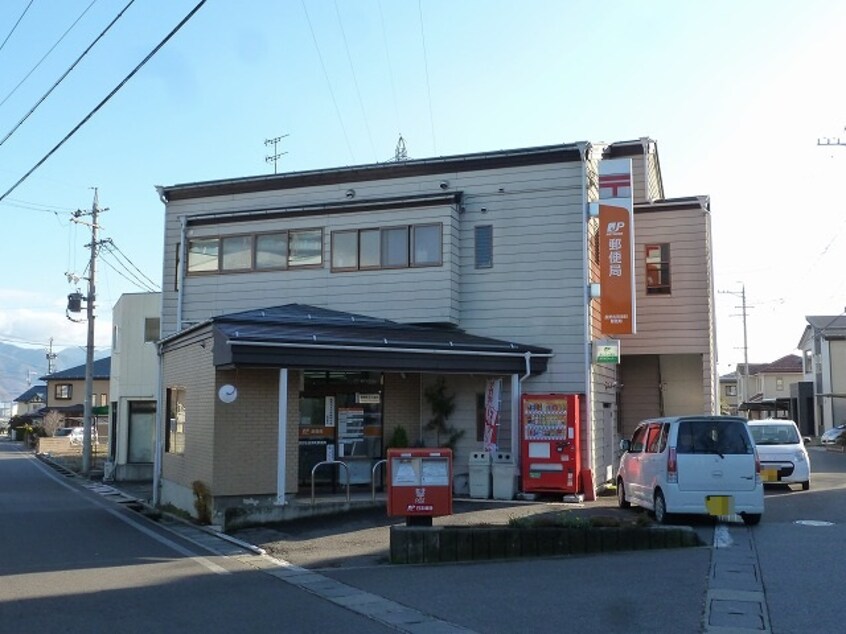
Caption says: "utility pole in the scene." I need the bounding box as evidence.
[46,337,57,374]
[264,134,289,174]
[720,284,751,411]
[69,189,107,476]
[817,128,846,148]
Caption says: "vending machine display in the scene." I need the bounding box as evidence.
[520,393,581,494]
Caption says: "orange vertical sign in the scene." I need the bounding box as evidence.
[599,203,635,335]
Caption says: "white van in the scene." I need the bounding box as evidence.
[616,415,764,525]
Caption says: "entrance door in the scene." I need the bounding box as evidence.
[298,371,383,489]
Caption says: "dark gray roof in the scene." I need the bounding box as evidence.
[806,315,846,331]
[40,357,111,382]
[14,384,46,403]
[159,143,585,202]
[195,304,552,375]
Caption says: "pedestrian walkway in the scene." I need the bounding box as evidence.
[704,524,771,632]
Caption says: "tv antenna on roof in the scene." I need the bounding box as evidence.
[264,134,289,174]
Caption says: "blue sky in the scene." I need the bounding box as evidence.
[1,0,845,377]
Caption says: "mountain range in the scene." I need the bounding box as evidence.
[0,343,109,403]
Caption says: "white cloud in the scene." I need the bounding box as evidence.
[0,305,112,350]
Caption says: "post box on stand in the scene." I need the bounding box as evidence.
[520,394,582,494]
[387,448,453,525]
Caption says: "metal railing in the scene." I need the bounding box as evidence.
[371,459,387,501]
[310,460,350,505]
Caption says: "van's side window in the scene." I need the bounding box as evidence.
[646,423,664,453]
[658,423,669,452]
[630,425,647,453]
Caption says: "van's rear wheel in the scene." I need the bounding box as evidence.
[801,480,810,491]
[742,513,762,526]
[616,479,630,509]
[653,490,669,524]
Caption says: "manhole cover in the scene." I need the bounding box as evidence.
[794,520,835,527]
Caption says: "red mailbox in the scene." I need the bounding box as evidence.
[387,448,453,519]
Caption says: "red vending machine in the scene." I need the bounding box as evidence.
[520,393,581,494]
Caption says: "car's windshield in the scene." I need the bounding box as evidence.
[676,419,753,455]
[750,423,800,445]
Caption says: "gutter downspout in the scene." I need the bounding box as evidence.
[511,352,535,479]
[152,342,164,507]
[176,215,187,331]
[579,142,595,495]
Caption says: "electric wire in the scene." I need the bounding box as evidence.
[301,0,355,163]
[0,0,34,56]
[99,254,157,292]
[417,0,437,154]
[0,0,208,203]
[333,0,376,162]
[0,0,100,113]
[377,0,402,140]
[100,241,159,292]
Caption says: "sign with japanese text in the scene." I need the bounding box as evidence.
[598,158,636,335]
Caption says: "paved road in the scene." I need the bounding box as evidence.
[0,439,395,634]
[5,436,844,634]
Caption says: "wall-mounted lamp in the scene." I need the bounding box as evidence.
[589,283,601,299]
[480,207,488,214]
[439,180,449,190]
[345,189,355,199]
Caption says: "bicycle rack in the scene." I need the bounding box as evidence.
[310,460,350,506]
[371,459,387,501]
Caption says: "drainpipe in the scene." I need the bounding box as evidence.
[176,215,187,331]
[512,352,533,459]
[579,142,595,494]
[152,342,164,507]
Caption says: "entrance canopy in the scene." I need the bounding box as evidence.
[207,304,552,375]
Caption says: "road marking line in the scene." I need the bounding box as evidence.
[29,454,230,575]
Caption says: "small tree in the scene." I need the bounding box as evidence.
[424,377,464,449]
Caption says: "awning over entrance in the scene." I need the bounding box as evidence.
[208,304,552,375]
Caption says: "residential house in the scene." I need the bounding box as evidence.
[107,293,160,481]
[719,372,739,415]
[154,138,717,527]
[13,384,47,420]
[797,316,846,436]
[736,355,803,421]
[40,357,111,437]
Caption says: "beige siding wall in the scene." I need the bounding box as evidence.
[619,206,713,355]
[46,378,109,410]
[161,160,592,398]
[176,202,460,329]
[661,354,706,415]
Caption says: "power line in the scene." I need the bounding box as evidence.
[0,0,34,56]
[301,0,355,163]
[0,0,208,203]
[417,0,436,154]
[0,0,100,113]
[334,0,376,162]
[100,240,160,292]
[377,0,401,139]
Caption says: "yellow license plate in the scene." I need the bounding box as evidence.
[706,495,734,516]
[761,469,778,482]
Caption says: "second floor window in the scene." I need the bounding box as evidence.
[645,243,671,295]
[331,223,442,272]
[187,229,323,274]
[725,385,737,397]
[55,384,72,400]
[144,317,160,343]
